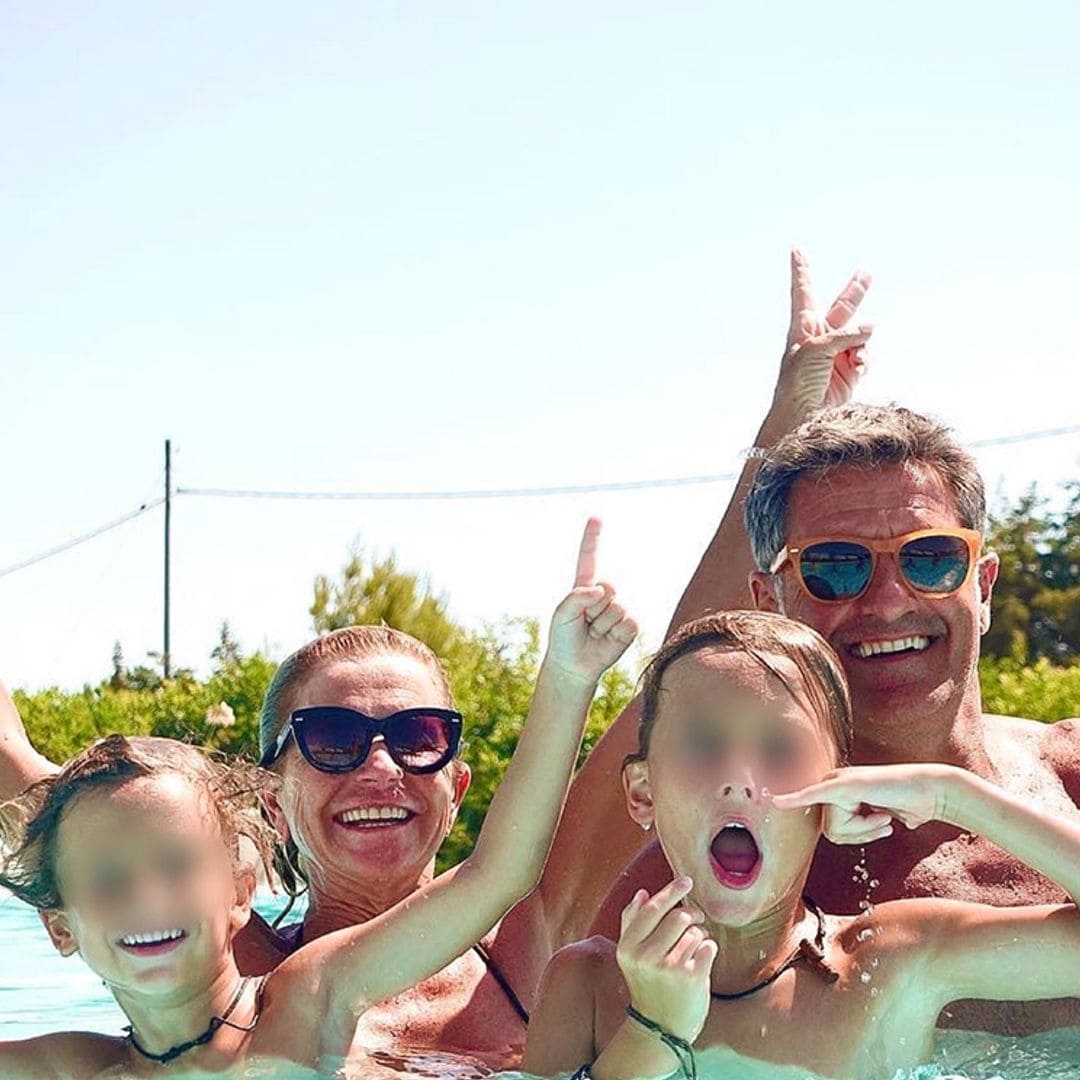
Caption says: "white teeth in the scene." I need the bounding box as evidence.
[339,806,410,824]
[120,928,184,946]
[853,636,930,659]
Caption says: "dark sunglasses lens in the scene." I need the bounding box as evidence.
[799,542,873,601]
[299,710,369,769]
[899,534,970,593]
[388,712,455,770]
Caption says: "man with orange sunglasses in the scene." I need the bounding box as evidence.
[590,251,1080,1035]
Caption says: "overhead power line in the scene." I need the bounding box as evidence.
[177,422,1080,503]
[0,498,165,581]
[176,471,741,502]
[3,421,1078,584]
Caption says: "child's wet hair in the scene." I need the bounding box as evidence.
[0,734,279,910]
[625,610,853,768]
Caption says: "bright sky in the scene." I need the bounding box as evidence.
[2,2,1078,691]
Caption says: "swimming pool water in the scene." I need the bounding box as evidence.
[3,889,1079,1078]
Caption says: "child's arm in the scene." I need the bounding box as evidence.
[0,1032,120,1079]
[775,764,1080,1003]
[284,520,638,1023]
[523,877,716,1080]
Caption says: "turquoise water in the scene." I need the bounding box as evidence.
[3,889,1079,1078]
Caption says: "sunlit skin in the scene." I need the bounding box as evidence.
[0,526,654,1069]
[750,463,998,769]
[525,648,1080,1080]
[0,520,642,1078]
[38,773,261,1075]
[623,649,831,953]
[587,252,1080,1033]
[265,655,470,941]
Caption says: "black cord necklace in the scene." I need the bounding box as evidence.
[710,895,838,1002]
[125,976,261,1065]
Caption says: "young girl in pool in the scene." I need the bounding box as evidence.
[523,610,1080,1080]
[0,519,636,1079]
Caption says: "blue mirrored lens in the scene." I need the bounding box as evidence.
[800,542,873,600]
[899,535,969,592]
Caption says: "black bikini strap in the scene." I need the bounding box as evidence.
[471,941,530,1025]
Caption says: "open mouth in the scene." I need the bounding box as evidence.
[849,635,933,661]
[335,806,415,829]
[709,822,762,890]
[117,928,187,955]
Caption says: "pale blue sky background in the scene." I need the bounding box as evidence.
[2,2,1078,690]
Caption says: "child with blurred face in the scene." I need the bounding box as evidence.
[0,519,637,1079]
[525,610,1080,1080]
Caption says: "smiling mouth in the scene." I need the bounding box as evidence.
[335,806,414,828]
[118,928,187,953]
[709,823,762,889]
[850,635,933,660]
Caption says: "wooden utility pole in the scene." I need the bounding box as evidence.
[164,439,172,678]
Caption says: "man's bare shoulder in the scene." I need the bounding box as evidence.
[983,713,1080,785]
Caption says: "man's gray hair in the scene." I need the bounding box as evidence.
[744,403,987,571]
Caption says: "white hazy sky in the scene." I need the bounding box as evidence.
[2,2,1078,691]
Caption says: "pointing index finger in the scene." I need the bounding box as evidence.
[574,517,601,588]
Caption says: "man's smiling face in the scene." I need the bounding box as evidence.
[751,462,999,754]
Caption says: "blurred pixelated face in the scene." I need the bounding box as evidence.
[44,773,251,994]
[269,654,469,896]
[754,463,997,739]
[626,648,835,926]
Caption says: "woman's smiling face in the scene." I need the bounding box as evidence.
[268,653,470,899]
[625,647,838,925]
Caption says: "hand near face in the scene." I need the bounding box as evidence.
[545,518,638,685]
[773,249,873,424]
[615,875,717,1045]
[772,763,954,845]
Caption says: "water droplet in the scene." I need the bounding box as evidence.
[758,949,767,961]
[869,879,880,889]
[763,814,772,824]
[761,787,772,799]
[870,986,880,998]
[860,971,872,984]
[857,928,874,942]
[871,957,879,969]
[760,1024,768,1038]
[804,806,813,815]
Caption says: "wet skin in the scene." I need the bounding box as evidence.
[591,463,1080,1033]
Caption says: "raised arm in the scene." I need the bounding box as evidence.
[290,519,638,1022]
[0,681,60,799]
[775,763,1080,1004]
[666,250,872,629]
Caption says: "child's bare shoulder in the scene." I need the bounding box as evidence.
[2,1030,127,1079]
[545,934,619,988]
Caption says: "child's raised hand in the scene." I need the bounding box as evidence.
[615,876,717,1045]
[772,764,953,845]
[545,518,638,685]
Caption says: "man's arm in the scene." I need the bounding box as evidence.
[0,681,59,798]
[667,250,872,632]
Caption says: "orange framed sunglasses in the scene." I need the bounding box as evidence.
[769,528,983,604]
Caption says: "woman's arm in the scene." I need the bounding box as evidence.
[287,520,638,1020]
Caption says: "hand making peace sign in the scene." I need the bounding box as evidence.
[774,249,874,423]
[545,518,638,686]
